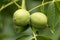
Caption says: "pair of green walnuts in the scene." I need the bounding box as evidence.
[13,9,47,29]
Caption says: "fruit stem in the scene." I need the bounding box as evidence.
[0,0,18,12]
[32,27,37,40]
[41,0,44,13]
[29,0,60,12]
[22,0,26,9]
[28,1,53,12]
[13,1,21,9]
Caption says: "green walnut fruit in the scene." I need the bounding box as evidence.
[13,9,30,26]
[31,12,47,28]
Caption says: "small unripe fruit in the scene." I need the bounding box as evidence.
[31,12,47,28]
[13,9,30,26]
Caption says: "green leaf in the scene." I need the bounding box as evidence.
[54,0,60,2]
[26,0,42,13]
[36,35,52,40]
[40,0,44,13]
[16,35,33,40]
[44,0,52,2]
[47,2,55,26]
[55,1,60,11]
[0,0,11,8]
[46,2,56,34]
[0,34,10,39]
[45,1,60,40]
[13,24,29,34]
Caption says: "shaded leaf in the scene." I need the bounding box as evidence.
[0,34,10,39]
[55,1,60,11]
[16,35,33,40]
[46,2,56,34]
[36,35,52,40]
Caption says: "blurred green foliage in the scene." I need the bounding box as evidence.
[0,0,60,40]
